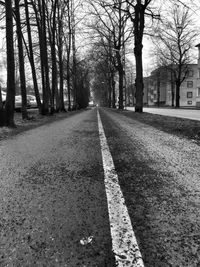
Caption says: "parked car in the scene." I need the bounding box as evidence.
[1,91,6,105]
[15,95,31,111]
[27,94,37,108]
[88,100,95,107]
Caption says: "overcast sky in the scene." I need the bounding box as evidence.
[0,0,200,82]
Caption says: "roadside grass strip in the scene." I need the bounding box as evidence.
[97,109,144,267]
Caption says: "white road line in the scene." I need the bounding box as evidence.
[97,109,144,267]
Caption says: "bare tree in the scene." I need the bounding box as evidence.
[152,4,198,107]
[30,0,71,113]
[47,0,59,114]
[4,0,15,126]
[87,0,132,109]
[90,49,111,106]
[24,0,42,114]
[123,0,160,112]
[30,0,51,114]
[90,39,117,107]
[57,0,66,112]
[15,0,29,119]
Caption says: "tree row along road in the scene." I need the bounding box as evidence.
[0,108,200,266]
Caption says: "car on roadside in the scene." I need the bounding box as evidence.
[1,91,6,105]
[88,100,95,107]
[15,95,31,111]
[27,94,37,108]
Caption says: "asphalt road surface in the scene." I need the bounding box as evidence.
[0,107,200,266]
[127,107,200,121]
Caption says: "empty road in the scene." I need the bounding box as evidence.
[0,107,200,266]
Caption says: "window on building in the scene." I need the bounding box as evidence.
[187,101,192,105]
[197,88,200,97]
[187,81,193,88]
[188,70,194,77]
[187,92,193,98]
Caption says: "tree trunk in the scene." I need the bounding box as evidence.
[25,0,42,114]
[49,0,59,114]
[171,81,175,107]
[66,0,72,111]
[15,0,28,120]
[112,76,116,108]
[175,81,180,108]
[134,49,144,112]
[72,45,77,110]
[58,45,65,111]
[42,0,51,113]
[36,0,50,115]
[5,0,15,127]
[71,0,79,110]
[157,71,160,107]
[118,66,124,109]
[50,37,56,114]
[108,78,112,108]
[58,9,65,112]
[116,50,124,109]
[35,0,49,114]
[134,2,144,113]
[170,69,174,107]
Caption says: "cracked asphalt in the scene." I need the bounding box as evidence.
[1,107,200,266]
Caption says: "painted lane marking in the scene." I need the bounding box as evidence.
[97,110,144,267]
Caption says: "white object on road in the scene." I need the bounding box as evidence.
[97,109,144,267]
[80,236,93,245]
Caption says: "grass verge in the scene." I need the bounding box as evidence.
[112,109,200,145]
[0,109,84,142]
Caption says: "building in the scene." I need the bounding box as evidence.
[195,43,200,107]
[144,67,170,107]
[144,45,200,108]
